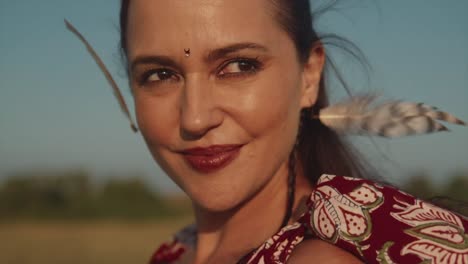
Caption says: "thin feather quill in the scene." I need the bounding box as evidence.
[64,19,138,133]
[317,94,466,138]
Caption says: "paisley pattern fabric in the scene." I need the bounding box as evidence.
[149,175,468,264]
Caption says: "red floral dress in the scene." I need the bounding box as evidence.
[150,175,468,264]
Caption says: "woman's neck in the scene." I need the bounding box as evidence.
[191,162,313,264]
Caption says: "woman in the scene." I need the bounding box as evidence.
[121,0,363,262]
[67,0,467,263]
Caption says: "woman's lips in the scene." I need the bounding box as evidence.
[181,145,243,173]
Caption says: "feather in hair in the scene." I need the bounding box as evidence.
[317,94,466,138]
[64,19,138,133]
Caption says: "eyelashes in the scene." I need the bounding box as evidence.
[217,57,262,78]
[138,68,180,86]
[135,57,264,87]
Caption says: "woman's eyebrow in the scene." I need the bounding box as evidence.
[130,42,269,72]
[205,42,269,63]
[130,55,179,72]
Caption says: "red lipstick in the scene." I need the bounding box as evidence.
[181,145,243,173]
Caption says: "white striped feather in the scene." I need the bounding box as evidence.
[318,94,466,138]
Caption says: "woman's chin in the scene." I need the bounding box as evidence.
[189,190,247,213]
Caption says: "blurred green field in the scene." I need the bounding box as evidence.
[0,218,193,264]
[0,170,466,264]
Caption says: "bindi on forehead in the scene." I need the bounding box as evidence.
[127,0,289,61]
[129,42,271,74]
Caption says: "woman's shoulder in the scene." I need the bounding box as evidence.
[301,174,468,264]
[149,224,196,264]
[148,174,468,263]
[287,239,363,263]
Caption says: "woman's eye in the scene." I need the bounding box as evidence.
[218,59,260,77]
[139,69,178,85]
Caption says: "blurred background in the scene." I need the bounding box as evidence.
[0,0,467,263]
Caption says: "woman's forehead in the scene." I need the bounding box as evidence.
[126,0,286,58]
[128,0,272,22]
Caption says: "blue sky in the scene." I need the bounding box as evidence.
[1,0,467,193]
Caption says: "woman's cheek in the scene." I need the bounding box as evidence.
[136,100,183,184]
[135,95,178,149]
[233,78,299,137]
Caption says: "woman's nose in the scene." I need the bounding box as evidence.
[179,77,223,140]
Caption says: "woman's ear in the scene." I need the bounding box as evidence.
[300,43,325,108]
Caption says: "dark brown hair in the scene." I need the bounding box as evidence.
[118,0,373,185]
[268,0,373,182]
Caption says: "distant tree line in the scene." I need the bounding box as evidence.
[0,170,466,220]
[0,170,192,221]
[401,171,468,216]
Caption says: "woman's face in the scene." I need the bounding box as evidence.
[126,0,322,211]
